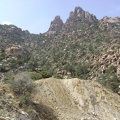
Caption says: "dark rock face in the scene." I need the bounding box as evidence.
[47,16,64,34]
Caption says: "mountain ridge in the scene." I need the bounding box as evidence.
[0,6,120,92]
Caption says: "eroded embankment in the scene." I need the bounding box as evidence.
[32,78,120,120]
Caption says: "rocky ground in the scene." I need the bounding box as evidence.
[0,84,30,120]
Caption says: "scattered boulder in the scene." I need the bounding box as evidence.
[5,45,22,55]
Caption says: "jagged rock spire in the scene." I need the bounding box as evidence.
[66,6,97,24]
[47,16,64,34]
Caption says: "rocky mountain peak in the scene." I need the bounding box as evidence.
[99,16,120,30]
[66,6,97,24]
[101,16,120,23]
[47,15,64,34]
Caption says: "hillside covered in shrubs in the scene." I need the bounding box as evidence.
[0,7,120,93]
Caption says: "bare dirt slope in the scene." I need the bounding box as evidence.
[32,78,120,120]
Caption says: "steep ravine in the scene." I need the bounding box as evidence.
[32,78,120,120]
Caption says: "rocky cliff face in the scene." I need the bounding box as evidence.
[66,7,97,24]
[47,7,97,34]
[47,16,64,34]
[61,7,98,33]
[99,16,120,31]
[101,16,120,23]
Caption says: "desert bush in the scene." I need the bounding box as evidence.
[41,71,52,78]
[4,71,14,83]
[0,48,6,60]
[53,74,63,79]
[97,72,120,93]
[75,62,90,79]
[31,72,42,80]
[31,71,52,80]
[11,74,35,105]
[9,58,18,69]
[11,74,35,95]
[27,58,38,71]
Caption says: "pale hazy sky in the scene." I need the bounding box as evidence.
[0,0,120,33]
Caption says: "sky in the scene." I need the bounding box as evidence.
[0,0,120,34]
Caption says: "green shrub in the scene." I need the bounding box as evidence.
[11,74,35,95]
[27,58,38,71]
[97,73,120,93]
[0,48,6,60]
[75,62,90,79]
[31,72,42,80]
[4,71,14,83]
[9,58,18,69]
[41,71,52,78]
[53,74,63,79]
[19,91,32,105]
